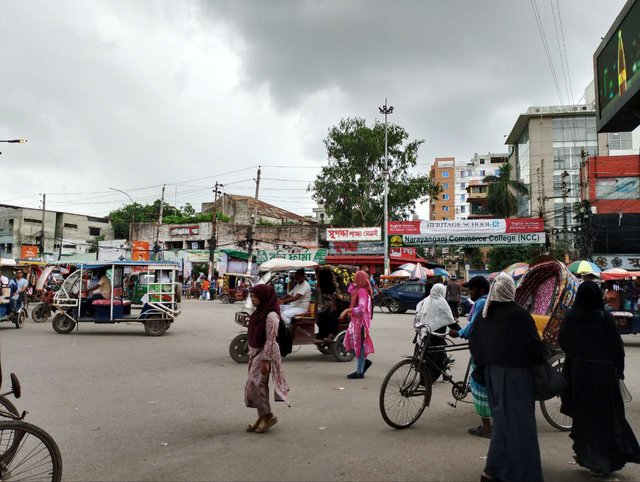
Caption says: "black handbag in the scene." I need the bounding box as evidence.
[531,359,566,401]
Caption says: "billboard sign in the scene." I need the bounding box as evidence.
[326,227,381,242]
[595,0,640,132]
[328,242,384,256]
[388,218,544,235]
[400,232,546,247]
[20,245,39,260]
[131,241,149,261]
[256,249,327,265]
[389,247,417,258]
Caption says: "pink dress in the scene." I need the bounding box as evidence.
[245,312,289,414]
[344,289,374,358]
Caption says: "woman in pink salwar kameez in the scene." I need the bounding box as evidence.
[340,270,374,379]
[244,284,289,433]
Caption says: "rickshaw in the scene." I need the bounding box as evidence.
[229,259,357,363]
[30,264,68,323]
[219,273,252,303]
[0,259,27,328]
[50,261,181,336]
[15,260,47,312]
[597,270,640,335]
[378,256,578,432]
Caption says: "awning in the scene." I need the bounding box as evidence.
[222,249,249,260]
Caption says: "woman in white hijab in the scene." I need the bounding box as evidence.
[414,283,458,382]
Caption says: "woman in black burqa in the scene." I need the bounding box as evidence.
[470,273,545,482]
[558,280,640,476]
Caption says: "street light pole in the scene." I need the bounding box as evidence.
[109,187,135,243]
[378,99,394,276]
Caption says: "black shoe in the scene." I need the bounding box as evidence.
[347,372,364,379]
[364,359,373,374]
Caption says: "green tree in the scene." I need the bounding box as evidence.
[482,163,529,218]
[311,117,441,227]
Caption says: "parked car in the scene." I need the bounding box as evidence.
[382,281,473,316]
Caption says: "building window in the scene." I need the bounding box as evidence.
[460,171,465,178]
[89,227,101,236]
[24,218,42,224]
[442,217,449,220]
[460,182,466,189]
[442,182,449,189]
[459,194,466,202]
[460,206,465,213]
[5,243,12,254]
[64,223,78,229]
[608,132,633,150]
[495,169,501,175]
[442,194,449,201]
[165,241,183,250]
[479,170,486,176]
[480,159,486,164]
[442,171,450,178]
[443,206,449,212]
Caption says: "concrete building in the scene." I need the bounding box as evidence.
[202,193,315,226]
[505,105,604,231]
[457,152,509,219]
[0,204,114,259]
[429,157,456,220]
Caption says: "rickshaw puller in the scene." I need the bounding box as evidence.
[81,269,112,316]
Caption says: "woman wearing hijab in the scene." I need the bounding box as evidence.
[414,283,458,382]
[470,273,545,482]
[244,284,289,433]
[340,270,374,379]
[559,281,640,476]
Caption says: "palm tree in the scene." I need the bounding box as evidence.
[482,163,529,218]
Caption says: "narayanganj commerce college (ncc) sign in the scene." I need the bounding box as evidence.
[388,218,546,246]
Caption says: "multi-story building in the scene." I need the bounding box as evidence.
[0,204,114,258]
[429,157,456,220]
[505,105,603,230]
[458,152,509,219]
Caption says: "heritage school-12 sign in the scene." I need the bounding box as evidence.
[388,218,546,246]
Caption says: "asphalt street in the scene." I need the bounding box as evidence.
[2,300,640,481]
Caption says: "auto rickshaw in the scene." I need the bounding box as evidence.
[229,259,357,363]
[30,264,68,323]
[51,261,181,336]
[219,273,252,304]
[0,258,28,328]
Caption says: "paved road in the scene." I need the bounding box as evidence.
[2,300,640,481]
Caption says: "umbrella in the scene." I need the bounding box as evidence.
[386,269,411,278]
[568,260,601,275]
[601,268,631,280]
[503,262,529,274]
[410,262,430,279]
[489,271,500,280]
[510,267,528,278]
[432,268,450,278]
[398,263,416,271]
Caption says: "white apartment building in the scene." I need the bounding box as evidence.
[454,152,508,219]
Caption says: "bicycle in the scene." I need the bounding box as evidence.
[372,291,392,313]
[0,373,63,482]
[379,325,572,431]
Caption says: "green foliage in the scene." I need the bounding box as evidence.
[467,248,485,270]
[483,163,529,218]
[311,117,442,227]
[109,200,229,239]
[486,245,554,272]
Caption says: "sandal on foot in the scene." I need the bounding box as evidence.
[246,418,262,432]
[468,426,491,439]
[255,416,278,433]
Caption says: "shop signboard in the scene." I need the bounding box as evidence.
[399,232,546,247]
[326,227,381,242]
[328,242,384,255]
[389,247,417,258]
[388,218,544,235]
[257,249,327,265]
[20,245,39,260]
[131,241,149,261]
[593,254,640,270]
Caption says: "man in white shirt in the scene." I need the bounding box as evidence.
[279,269,311,327]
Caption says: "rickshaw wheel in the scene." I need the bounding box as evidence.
[331,332,355,362]
[540,355,572,431]
[52,313,75,334]
[220,295,230,304]
[14,311,25,329]
[144,318,168,337]
[229,333,249,363]
[380,359,431,429]
[316,344,332,355]
[32,303,51,323]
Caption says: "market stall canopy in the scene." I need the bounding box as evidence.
[0,259,17,267]
[601,268,634,280]
[258,258,319,272]
[568,260,602,275]
[381,269,411,279]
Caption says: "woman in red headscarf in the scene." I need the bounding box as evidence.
[244,284,289,433]
[340,270,375,379]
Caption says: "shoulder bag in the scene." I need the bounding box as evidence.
[531,355,566,401]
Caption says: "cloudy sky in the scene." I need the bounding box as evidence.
[0,0,626,219]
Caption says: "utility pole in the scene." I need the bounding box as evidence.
[155,184,166,260]
[245,166,261,276]
[39,193,46,258]
[379,99,394,276]
[561,170,570,260]
[209,182,223,281]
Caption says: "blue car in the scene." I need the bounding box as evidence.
[382,281,472,316]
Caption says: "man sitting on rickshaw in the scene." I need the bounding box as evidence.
[279,269,311,327]
[81,268,112,315]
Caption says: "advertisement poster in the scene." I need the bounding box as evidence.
[131,241,149,261]
[326,227,381,242]
[20,245,39,260]
[388,218,544,235]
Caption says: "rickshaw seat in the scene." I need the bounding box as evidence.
[293,302,317,322]
[92,299,124,306]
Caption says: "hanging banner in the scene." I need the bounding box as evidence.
[400,232,546,246]
[256,249,327,265]
[326,227,381,242]
[388,218,544,235]
[593,254,640,270]
[328,242,384,256]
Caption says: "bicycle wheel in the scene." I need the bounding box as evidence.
[540,357,572,432]
[0,396,19,418]
[379,358,432,429]
[0,420,62,481]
